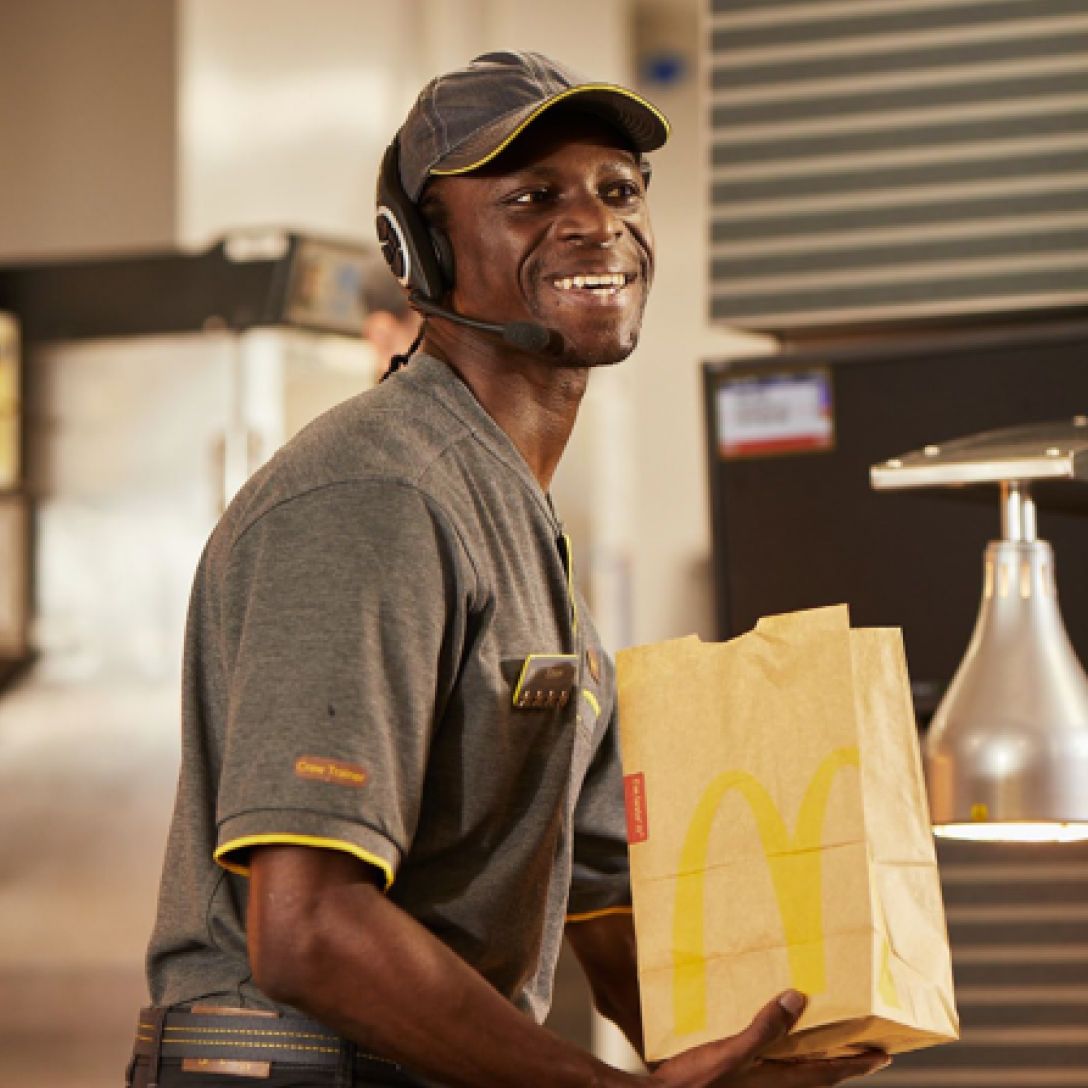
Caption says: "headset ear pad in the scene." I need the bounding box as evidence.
[375,138,451,302]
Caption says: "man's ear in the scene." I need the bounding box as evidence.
[429,227,455,293]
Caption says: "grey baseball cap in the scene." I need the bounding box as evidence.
[396,50,670,201]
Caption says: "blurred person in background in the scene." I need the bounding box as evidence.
[361,255,422,380]
[126,51,889,1088]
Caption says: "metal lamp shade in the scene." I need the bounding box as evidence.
[925,536,1088,843]
[871,421,1088,843]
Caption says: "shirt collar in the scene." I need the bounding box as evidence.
[399,353,563,532]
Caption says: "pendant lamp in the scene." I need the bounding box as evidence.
[871,419,1088,844]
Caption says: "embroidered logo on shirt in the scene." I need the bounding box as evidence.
[294,755,368,788]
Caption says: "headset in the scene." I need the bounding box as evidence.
[375,136,454,303]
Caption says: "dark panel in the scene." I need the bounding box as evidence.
[703,324,1088,704]
[0,235,369,343]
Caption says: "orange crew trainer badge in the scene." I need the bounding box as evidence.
[294,755,368,788]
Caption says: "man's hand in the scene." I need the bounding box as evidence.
[566,913,888,1088]
[649,991,890,1088]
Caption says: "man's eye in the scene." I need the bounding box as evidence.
[603,180,642,204]
[510,189,551,205]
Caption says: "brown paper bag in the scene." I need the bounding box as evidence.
[617,605,959,1062]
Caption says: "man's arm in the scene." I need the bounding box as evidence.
[565,910,644,1059]
[248,846,890,1088]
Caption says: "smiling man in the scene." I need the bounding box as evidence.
[130,52,889,1088]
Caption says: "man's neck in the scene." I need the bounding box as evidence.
[422,326,588,492]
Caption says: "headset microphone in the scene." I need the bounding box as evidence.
[409,294,562,356]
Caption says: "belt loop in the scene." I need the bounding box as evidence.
[145,1007,168,1088]
[336,1038,357,1088]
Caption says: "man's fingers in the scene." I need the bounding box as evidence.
[727,989,808,1064]
[651,996,894,1088]
[757,1050,892,1086]
[649,992,808,1085]
[776,990,807,1023]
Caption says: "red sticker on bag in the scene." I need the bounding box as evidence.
[624,772,648,844]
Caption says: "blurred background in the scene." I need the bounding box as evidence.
[2,0,1088,1085]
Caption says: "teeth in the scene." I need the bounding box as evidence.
[554,273,626,290]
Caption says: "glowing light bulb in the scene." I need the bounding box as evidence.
[934,822,1088,844]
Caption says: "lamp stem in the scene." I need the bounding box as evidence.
[1000,480,1036,543]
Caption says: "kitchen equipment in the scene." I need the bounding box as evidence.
[872,420,1088,843]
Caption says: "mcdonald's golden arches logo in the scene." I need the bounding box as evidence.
[670,745,900,1035]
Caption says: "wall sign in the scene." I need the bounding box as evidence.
[715,368,834,459]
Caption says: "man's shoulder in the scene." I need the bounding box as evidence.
[294,366,472,485]
[221,365,478,543]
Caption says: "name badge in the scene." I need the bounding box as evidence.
[512,654,577,710]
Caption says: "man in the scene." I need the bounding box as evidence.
[130,52,890,1088]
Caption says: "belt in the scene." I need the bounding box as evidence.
[132,1005,426,1084]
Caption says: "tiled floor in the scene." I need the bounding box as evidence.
[0,680,180,1088]
[0,679,607,1088]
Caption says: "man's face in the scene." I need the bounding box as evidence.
[429,112,655,367]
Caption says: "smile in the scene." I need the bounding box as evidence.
[551,272,629,294]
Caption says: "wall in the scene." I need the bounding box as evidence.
[177,0,632,248]
[0,0,177,260]
[581,0,773,647]
[176,0,419,248]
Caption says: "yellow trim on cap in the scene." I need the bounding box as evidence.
[429,84,670,178]
[213,834,395,891]
[565,905,634,924]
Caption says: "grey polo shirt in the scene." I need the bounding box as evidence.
[147,353,631,1023]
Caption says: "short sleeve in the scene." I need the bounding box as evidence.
[211,480,473,887]
[566,699,633,921]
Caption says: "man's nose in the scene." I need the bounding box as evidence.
[557,192,622,245]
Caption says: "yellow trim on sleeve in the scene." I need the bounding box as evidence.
[581,688,601,719]
[429,85,671,178]
[213,834,395,891]
[565,905,634,924]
